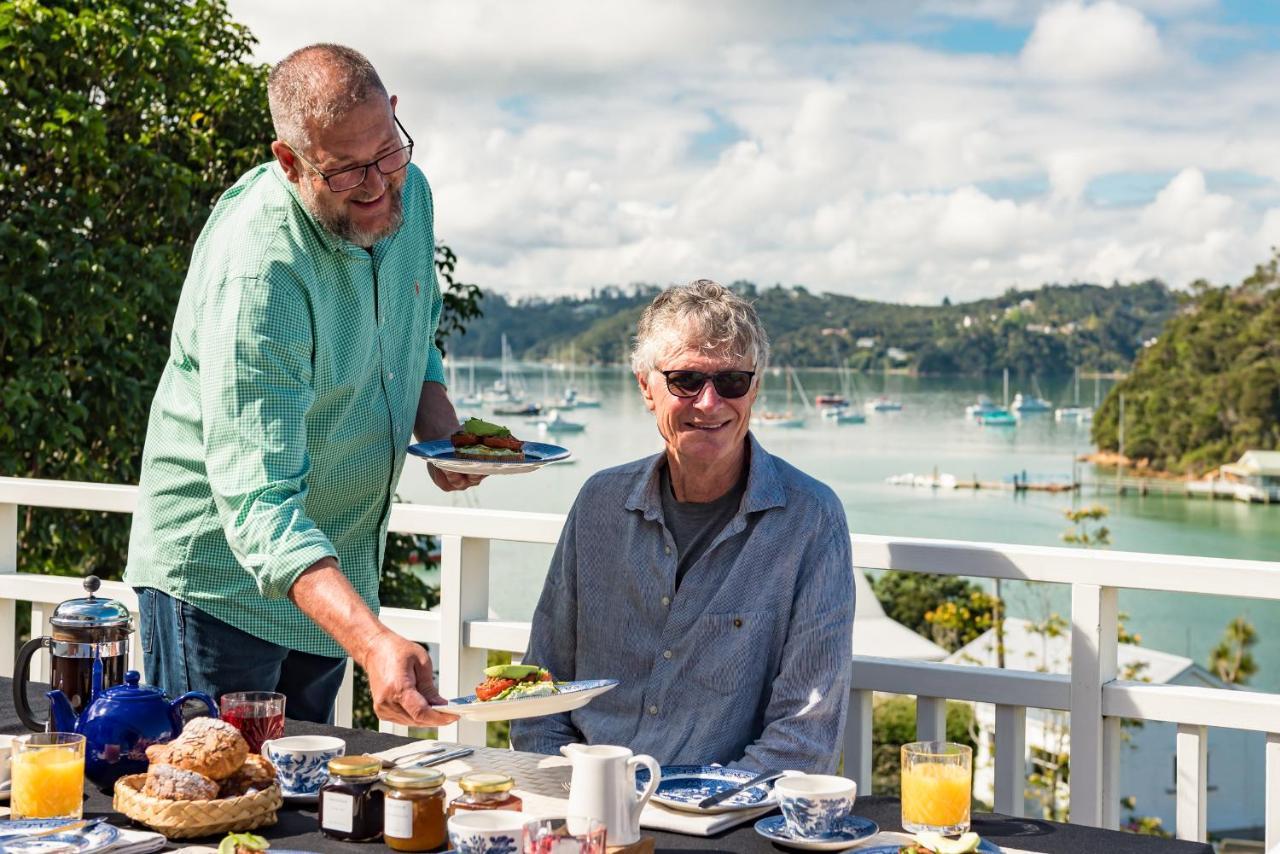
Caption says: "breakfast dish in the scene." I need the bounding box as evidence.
[475,664,556,701]
[408,428,570,475]
[851,834,1001,854]
[450,417,527,462]
[752,814,878,850]
[436,678,619,722]
[634,765,783,814]
[0,819,120,854]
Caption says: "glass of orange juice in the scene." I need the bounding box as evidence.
[10,732,86,820]
[901,741,972,835]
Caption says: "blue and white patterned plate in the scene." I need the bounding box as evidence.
[437,679,618,722]
[0,819,120,854]
[408,439,571,476]
[753,814,878,851]
[845,840,1002,854]
[633,765,782,814]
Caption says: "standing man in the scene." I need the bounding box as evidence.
[126,44,469,725]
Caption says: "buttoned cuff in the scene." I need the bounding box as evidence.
[425,346,445,385]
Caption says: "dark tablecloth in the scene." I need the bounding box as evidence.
[1,676,1211,853]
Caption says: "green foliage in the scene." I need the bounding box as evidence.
[1209,615,1258,685]
[871,696,977,797]
[871,572,1000,654]
[1091,255,1280,472]
[1061,505,1111,547]
[433,244,483,359]
[1121,797,1172,838]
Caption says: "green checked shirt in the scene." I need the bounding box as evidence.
[125,161,444,658]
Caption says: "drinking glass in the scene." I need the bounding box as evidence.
[220,691,286,753]
[523,817,607,853]
[10,732,86,820]
[900,741,972,835]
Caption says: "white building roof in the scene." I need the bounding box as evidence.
[1223,450,1280,477]
[852,570,949,661]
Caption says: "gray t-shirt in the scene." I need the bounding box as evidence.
[659,462,747,588]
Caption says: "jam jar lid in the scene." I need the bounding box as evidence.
[384,767,445,790]
[50,576,132,629]
[328,755,382,777]
[458,772,514,794]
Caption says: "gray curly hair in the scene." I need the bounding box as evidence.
[631,279,770,375]
[268,44,388,151]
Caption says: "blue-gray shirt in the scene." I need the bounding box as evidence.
[510,433,854,773]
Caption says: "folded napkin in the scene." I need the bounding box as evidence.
[104,827,166,854]
[638,800,774,836]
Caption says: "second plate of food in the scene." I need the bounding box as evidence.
[408,439,570,475]
[435,679,619,722]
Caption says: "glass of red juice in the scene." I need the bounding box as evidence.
[219,691,286,753]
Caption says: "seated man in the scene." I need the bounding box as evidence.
[511,279,854,773]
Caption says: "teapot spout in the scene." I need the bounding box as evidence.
[46,690,79,733]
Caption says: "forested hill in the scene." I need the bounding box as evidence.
[1091,259,1280,473]
[451,279,1177,376]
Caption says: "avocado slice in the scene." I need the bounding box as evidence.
[461,417,511,438]
[483,663,544,679]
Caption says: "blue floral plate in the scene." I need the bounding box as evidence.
[634,765,782,814]
[848,841,1002,854]
[408,439,570,475]
[0,819,120,854]
[437,679,618,722]
[753,814,878,851]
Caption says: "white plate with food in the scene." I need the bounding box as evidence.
[0,819,120,854]
[634,765,785,814]
[408,417,569,475]
[434,665,618,722]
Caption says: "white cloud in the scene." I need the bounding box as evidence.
[1021,2,1166,82]
[1139,168,1235,240]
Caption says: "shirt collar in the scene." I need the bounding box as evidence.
[624,432,786,521]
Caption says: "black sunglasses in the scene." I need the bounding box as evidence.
[660,370,756,399]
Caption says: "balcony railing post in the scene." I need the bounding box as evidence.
[334,659,355,729]
[1069,583,1119,829]
[437,534,490,746]
[917,696,947,743]
[0,501,16,678]
[844,688,873,792]
[1175,723,1208,842]
[994,704,1027,817]
[1267,732,1280,850]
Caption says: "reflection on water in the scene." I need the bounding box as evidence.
[399,365,1280,687]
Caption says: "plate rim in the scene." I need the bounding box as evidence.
[0,819,121,854]
[753,813,879,847]
[638,764,781,812]
[408,438,571,465]
[437,679,619,719]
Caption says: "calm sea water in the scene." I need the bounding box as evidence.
[398,365,1280,689]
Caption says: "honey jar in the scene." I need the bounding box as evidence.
[382,767,447,851]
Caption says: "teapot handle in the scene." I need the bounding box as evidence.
[170,690,219,721]
[629,753,661,813]
[13,636,52,731]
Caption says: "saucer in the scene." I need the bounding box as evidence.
[753,814,878,851]
[279,786,319,804]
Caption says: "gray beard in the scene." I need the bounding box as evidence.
[303,183,405,247]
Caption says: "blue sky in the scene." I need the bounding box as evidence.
[230,0,1280,303]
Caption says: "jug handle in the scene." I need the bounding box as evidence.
[12,636,52,731]
[170,690,219,721]
[629,753,661,815]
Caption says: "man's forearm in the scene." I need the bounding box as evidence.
[414,380,460,442]
[288,558,391,664]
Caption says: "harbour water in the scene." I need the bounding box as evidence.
[398,366,1280,689]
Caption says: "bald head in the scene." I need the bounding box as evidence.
[268,44,388,152]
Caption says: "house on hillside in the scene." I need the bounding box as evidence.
[1219,450,1280,503]
[946,618,1264,838]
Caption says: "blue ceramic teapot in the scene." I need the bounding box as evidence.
[48,666,217,789]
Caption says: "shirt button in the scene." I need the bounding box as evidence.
[648,705,658,716]
[664,545,672,555]
[661,596,670,607]
[388,371,395,379]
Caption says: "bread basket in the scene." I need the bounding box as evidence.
[113,774,282,838]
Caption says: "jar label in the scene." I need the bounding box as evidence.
[384,797,414,839]
[322,791,354,833]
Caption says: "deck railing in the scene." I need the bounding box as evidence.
[3,475,1280,846]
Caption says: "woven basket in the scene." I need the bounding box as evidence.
[113,774,282,839]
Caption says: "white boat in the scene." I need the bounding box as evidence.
[538,408,586,433]
[1012,393,1052,414]
[753,366,808,428]
[821,406,866,425]
[977,407,1017,426]
[1055,406,1094,423]
[966,395,1000,419]
[865,396,903,413]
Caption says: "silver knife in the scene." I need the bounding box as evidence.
[399,746,475,768]
[696,769,785,809]
[381,744,448,768]
[0,817,107,843]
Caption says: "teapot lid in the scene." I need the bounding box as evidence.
[50,576,132,629]
[101,670,164,701]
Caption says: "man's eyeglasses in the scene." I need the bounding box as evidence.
[660,370,756,399]
[288,115,414,193]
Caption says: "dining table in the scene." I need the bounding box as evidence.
[2,676,1214,853]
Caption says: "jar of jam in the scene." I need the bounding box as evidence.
[319,754,384,842]
[382,767,447,852]
[448,772,523,816]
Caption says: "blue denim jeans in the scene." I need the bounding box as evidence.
[135,587,347,724]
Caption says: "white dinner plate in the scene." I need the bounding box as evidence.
[634,765,784,814]
[435,679,618,722]
[408,439,571,475]
[0,819,120,854]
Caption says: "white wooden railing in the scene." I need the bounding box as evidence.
[3,475,1280,846]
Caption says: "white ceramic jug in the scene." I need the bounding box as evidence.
[561,743,661,845]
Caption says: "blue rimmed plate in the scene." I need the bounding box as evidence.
[408,439,570,475]
[844,840,1002,854]
[634,765,782,814]
[436,679,618,722]
[0,820,120,854]
[753,814,878,851]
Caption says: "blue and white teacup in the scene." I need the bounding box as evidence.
[774,774,858,839]
[261,735,345,795]
[447,811,533,854]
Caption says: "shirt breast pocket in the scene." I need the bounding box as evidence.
[685,610,774,695]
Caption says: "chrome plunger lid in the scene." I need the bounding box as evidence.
[50,576,132,629]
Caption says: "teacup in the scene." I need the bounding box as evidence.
[447,811,533,854]
[0,733,13,788]
[261,735,345,795]
[774,773,857,839]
